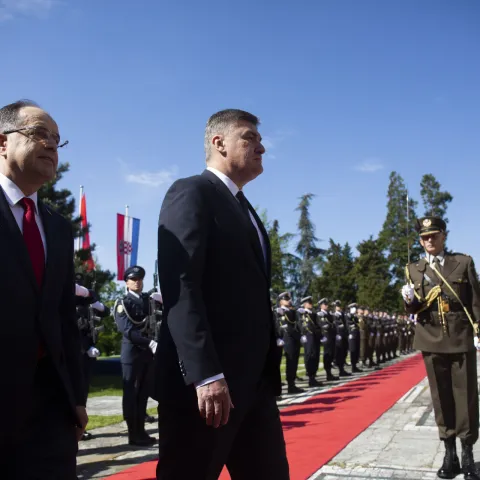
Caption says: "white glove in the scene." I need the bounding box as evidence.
[91,300,105,312]
[348,334,353,340]
[150,292,163,303]
[300,335,307,344]
[280,324,288,330]
[336,334,342,341]
[350,307,356,314]
[321,336,327,344]
[297,308,306,314]
[474,337,480,351]
[149,340,157,354]
[401,284,415,304]
[75,284,89,297]
[276,338,285,347]
[87,346,100,358]
[276,307,284,315]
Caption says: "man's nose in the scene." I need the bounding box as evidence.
[257,142,266,154]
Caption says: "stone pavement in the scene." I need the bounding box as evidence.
[77,353,480,479]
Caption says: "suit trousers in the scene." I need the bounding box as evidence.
[423,351,479,444]
[82,354,96,404]
[2,357,78,479]
[156,380,289,480]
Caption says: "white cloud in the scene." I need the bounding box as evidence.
[0,0,58,21]
[355,159,384,173]
[125,166,178,188]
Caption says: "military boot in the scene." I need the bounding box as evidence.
[437,437,461,479]
[461,441,480,480]
[308,376,323,387]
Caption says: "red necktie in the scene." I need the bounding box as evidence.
[20,197,46,358]
[21,198,45,285]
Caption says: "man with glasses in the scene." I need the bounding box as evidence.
[0,100,86,479]
[402,216,480,480]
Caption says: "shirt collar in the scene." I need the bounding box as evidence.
[426,251,445,265]
[206,166,240,197]
[128,290,140,299]
[0,172,39,213]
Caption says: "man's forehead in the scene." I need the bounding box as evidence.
[20,106,58,131]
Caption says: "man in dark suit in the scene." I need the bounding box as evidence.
[0,100,87,479]
[403,216,480,480]
[156,109,289,480]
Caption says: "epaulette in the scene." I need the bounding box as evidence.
[449,252,470,258]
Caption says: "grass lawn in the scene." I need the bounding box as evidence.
[87,407,157,430]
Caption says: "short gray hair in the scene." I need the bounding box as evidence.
[204,109,259,160]
[0,99,40,132]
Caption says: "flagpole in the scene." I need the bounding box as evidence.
[78,185,84,251]
[406,192,410,265]
[125,204,129,218]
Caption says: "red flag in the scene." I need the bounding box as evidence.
[80,192,95,271]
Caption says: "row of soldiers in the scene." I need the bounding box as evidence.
[274,292,416,394]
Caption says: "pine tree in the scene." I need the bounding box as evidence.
[379,171,422,285]
[313,240,356,304]
[420,174,453,223]
[354,237,397,310]
[268,219,287,294]
[295,193,324,298]
[38,162,115,292]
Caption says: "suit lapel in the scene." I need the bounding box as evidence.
[202,170,269,279]
[38,201,58,302]
[0,188,39,294]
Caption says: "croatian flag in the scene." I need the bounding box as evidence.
[117,213,140,281]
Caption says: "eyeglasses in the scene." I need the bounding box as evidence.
[421,232,441,241]
[2,125,69,149]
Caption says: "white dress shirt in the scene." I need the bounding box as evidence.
[195,168,267,389]
[0,173,47,257]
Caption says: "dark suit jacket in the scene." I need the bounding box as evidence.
[0,187,84,445]
[155,169,280,408]
[406,253,480,353]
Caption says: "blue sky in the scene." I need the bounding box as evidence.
[2,0,479,288]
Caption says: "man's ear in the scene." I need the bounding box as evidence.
[419,237,425,248]
[0,134,7,158]
[212,135,225,154]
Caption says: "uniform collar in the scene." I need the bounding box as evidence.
[0,172,39,213]
[206,166,239,197]
[127,290,141,299]
[426,250,445,266]
[304,308,312,314]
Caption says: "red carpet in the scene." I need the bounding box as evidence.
[108,354,426,480]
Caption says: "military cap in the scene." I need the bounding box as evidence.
[415,216,446,237]
[124,265,145,281]
[334,300,342,307]
[318,297,329,306]
[348,302,357,309]
[278,292,291,300]
[301,296,313,304]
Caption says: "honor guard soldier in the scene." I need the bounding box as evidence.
[358,305,369,368]
[298,296,322,387]
[402,216,480,480]
[276,292,305,394]
[365,308,379,369]
[347,303,363,373]
[75,273,110,440]
[317,298,339,381]
[115,265,161,446]
[333,300,351,377]
[398,314,408,354]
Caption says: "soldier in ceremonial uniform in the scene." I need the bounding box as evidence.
[276,292,304,394]
[317,298,339,381]
[398,314,408,354]
[373,310,384,364]
[75,273,110,440]
[114,265,162,446]
[333,301,351,377]
[347,303,363,373]
[402,216,480,480]
[365,308,380,369]
[359,306,369,368]
[298,296,322,387]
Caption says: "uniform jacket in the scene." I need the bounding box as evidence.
[406,253,480,353]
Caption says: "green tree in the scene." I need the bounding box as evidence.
[420,174,453,223]
[314,240,356,304]
[295,193,324,298]
[268,219,288,294]
[379,171,422,285]
[353,237,397,310]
